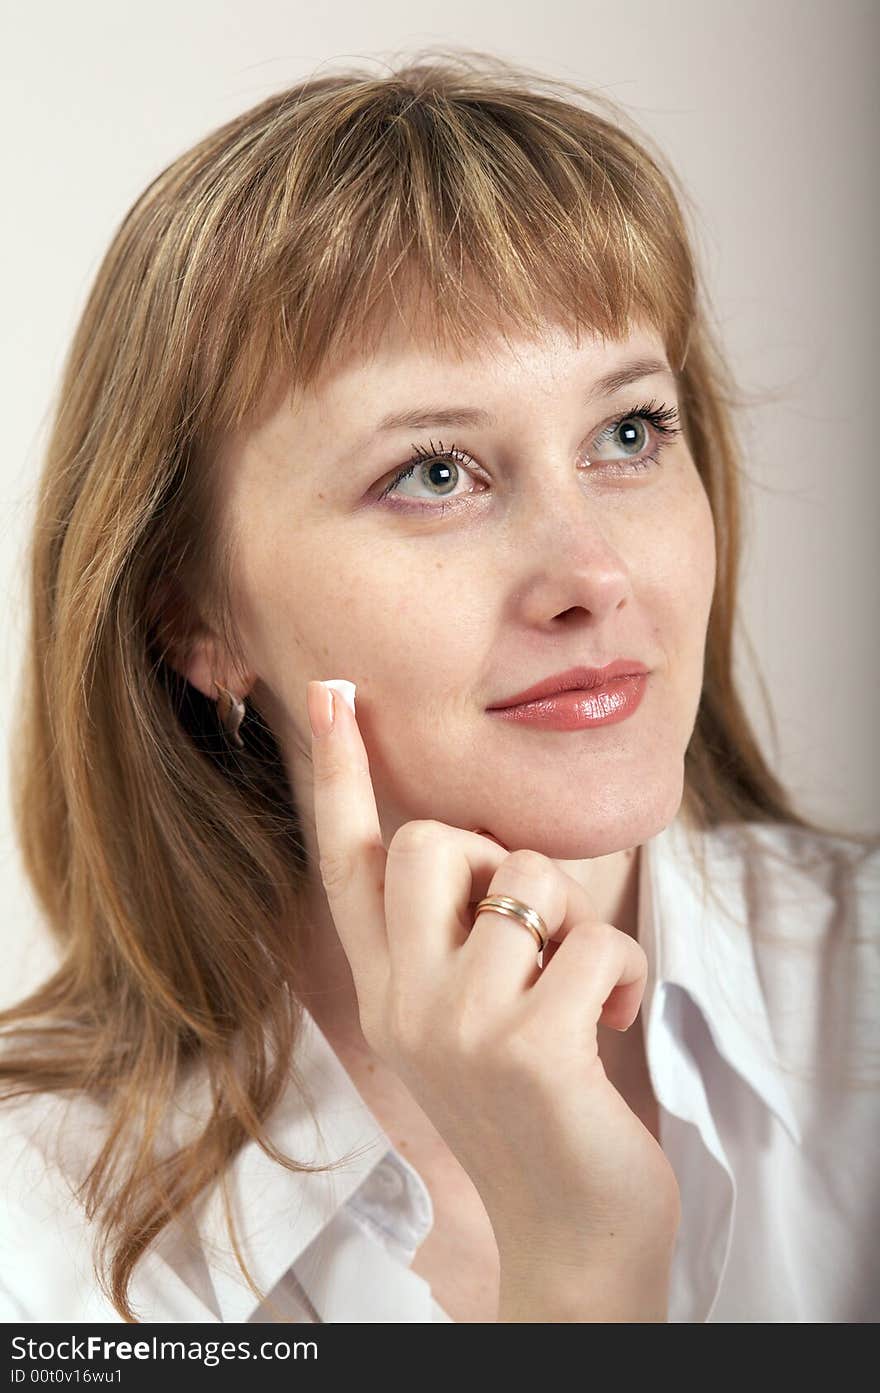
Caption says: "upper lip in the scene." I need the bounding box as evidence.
[486,660,650,710]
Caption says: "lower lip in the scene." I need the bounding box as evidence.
[487,673,648,730]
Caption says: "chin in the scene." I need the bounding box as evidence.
[481,783,685,861]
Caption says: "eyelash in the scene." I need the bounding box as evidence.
[375,399,683,511]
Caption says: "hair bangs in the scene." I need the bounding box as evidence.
[196,76,695,451]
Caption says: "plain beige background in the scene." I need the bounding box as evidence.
[1,1,877,1005]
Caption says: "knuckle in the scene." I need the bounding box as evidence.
[452,1015,501,1069]
[567,918,621,957]
[387,820,444,858]
[560,918,603,950]
[599,919,649,968]
[492,1022,549,1087]
[501,847,553,880]
[311,752,345,788]
[318,847,356,896]
[567,920,649,978]
[447,988,493,1054]
[313,750,372,790]
[575,915,606,938]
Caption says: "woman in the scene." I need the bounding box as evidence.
[1,50,877,1324]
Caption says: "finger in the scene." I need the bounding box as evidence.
[382,823,509,985]
[460,851,601,1006]
[307,679,388,990]
[530,919,649,1035]
[469,830,559,971]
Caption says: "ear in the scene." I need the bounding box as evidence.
[151,577,254,704]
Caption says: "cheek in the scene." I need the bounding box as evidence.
[676,490,717,694]
[660,469,716,608]
[692,484,718,608]
[638,477,716,678]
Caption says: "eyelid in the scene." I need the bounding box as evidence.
[590,398,681,448]
[376,398,680,505]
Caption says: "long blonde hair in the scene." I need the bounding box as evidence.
[3,48,875,1321]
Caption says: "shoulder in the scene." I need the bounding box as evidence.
[679,823,880,1317]
[0,1086,123,1321]
[712,819,878,945]
[671,814,879,968]
[717,821,880,1095]
[0,1064,229,1322]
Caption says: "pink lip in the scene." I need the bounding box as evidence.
[487,660,650,711]
[487,673,648,730]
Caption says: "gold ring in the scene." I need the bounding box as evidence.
[473,895,549,953]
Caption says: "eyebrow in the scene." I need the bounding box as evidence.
[369,356,676,434]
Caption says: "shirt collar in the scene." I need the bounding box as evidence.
[190,808,802,1321]
[640,811,803,1149]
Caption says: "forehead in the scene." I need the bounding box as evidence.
[292,314,669,420]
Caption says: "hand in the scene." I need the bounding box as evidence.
[307,680,681,1287]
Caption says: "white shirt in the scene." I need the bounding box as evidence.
[1,811,877,1323]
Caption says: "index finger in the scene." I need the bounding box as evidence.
[307,679,389,983]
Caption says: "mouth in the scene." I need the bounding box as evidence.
[486,659,651,711]
[485,670,650,731]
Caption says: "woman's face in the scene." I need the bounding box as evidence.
[206,316,716,862]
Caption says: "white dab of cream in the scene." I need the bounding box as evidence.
[323,679,357,715]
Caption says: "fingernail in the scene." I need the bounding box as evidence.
[307,681,335,738]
